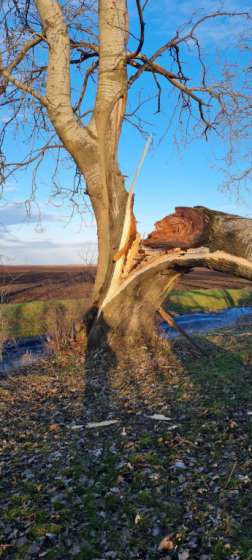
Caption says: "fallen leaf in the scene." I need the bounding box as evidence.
[135,514,141,524]
[86,420,119,428]
[158,535,174,551]
[149,414,171,421]
[49,423,58,432]
[124,442,135,450]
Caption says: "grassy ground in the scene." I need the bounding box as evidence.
[0,318,251,560]
[165,289,252,316]
[1,289,252,341]
[0,300,89,339]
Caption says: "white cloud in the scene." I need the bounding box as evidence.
[3,187,18,192]
[1,238,98,265]
[0,203,62,227]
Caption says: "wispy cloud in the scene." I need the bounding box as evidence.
[146,0,250,47]
[3,187,18,193]
[0,203,62,227]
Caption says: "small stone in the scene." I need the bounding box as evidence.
[178,552,189,560]
[28,543,40,555]
[174,461,186,469]
[16,537,28,547]
[70,546,80,556]
[45,533,57,539]
[8,529,19,540]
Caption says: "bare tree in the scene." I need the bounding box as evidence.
[1,0,252,349]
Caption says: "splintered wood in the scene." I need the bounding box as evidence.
[143,207,210,249]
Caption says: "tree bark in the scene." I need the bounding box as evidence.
[32,2,252,352]
[34,0,129,308]
[87,206,252,349]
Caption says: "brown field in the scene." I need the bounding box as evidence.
[0,265,251,305]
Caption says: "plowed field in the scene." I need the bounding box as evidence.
[0,265,251,304]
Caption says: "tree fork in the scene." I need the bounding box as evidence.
[86,206,252,349]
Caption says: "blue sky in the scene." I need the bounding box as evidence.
[1,0,251,265]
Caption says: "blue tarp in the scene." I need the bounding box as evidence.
[1,336,54,373]
[1,307,252,372]
[158,306,252,340]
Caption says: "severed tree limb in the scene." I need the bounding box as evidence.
[159,307,206,353]
[143,207,210,249]
[143,206,252,262]
[88,206,252,348]
[101,206,252,320]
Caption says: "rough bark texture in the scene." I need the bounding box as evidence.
[143,206,252,260]
[88,206,252,349]
[22,4,252,351]
[88,268,185,348]
[34,0,129,308]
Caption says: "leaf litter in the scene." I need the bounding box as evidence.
[0,321,252,559]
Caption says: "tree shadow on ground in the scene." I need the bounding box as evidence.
[83,311,118,421]
[0,320,251,560]
[82,316,252,426]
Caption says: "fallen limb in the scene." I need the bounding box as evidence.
[88,207,252,349]
[158,306,206,353]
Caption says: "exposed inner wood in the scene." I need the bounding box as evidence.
[113,197,137,262]
[111,248,252,303]
[143,207,210,249]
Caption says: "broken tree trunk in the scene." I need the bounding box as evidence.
[143,206,252,260]
[86,206,252,349]
[143,207,210,249]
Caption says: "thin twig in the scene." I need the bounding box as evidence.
[225,461,237,488]
[159,307,207,354]
[128,134,152,199]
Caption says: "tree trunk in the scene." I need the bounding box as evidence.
[86,206,252,349]
[34,1,252,352]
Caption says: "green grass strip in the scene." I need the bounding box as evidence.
[0,299,88,339]
[1,289,252,340]
[165,288,252,315]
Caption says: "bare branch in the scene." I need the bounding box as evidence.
[74,60,99,117]
[125,0,145,61]
[0,56,48,106]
